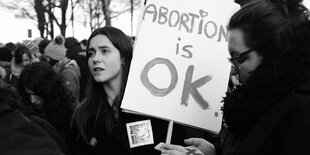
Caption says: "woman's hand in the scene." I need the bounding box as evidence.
[157,138,215,155]
[159,141,207,155]
[184,138,215,155]
[160,143,188,155]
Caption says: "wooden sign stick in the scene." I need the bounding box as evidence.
[165,120,174,144]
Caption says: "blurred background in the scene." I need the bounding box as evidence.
[0,0,309,44]
[0,0,141,43]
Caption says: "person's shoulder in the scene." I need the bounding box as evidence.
[0,110,65,155]
[283,81,310,122]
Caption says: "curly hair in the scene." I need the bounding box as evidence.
[17,62,75,136]
[223,0,310,136]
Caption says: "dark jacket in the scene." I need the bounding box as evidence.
[222,80,310,155]
[54,58,81,105]
[66,46,90,102]
[74,111,187,155]
[4,72,18,87]
[20,106,71,154]
[0,103,65,155]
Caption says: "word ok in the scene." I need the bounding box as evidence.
[140,57,212,110]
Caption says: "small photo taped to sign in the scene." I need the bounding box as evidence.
[126,120,154,148]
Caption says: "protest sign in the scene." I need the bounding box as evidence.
[121,0,238,133]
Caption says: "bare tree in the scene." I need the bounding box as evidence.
[80,0,103,32]
[70,0,81,37]
[34,0,46,38]
[101,0,111,26]
[1,0,140,39]
[44,0,69,37]
[79,0,140,32]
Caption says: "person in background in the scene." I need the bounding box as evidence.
[66,37,87,58]
[0,47,12,79]
[65,37,91,102]
[72,26,186,155]
[22,40,41,62]
[80,39,88,52]
[17,62,77,154]
[160,0,310,155]
[45,35,81,104]
[0,78,65,155]
[34,37,44,46]
[4,44,34,87]
[5,42,16,55]
[38,39,51,62]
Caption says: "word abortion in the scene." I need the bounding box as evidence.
[144,4,228,42]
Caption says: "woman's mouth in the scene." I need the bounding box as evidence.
[93,67,105,73]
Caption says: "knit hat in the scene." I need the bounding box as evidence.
[34,37,44,45]
[22,40,39,54]
[0,47,12,62]
[45,35,66,61]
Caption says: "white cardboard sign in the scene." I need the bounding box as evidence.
[121,0,238,133]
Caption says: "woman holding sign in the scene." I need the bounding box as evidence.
[160,0,310,155]
[72,26,186,155]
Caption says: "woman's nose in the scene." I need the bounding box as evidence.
[92,58,100,64]
[230,65,239,76]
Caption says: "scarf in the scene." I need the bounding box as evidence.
[10,58,23,78]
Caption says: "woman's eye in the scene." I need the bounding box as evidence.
[101,49,109,54]
[236,56,247,64]
[88,50,95,57]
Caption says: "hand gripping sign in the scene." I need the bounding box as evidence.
[121,0,238,134]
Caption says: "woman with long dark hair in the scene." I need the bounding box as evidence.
[73,26,186,155]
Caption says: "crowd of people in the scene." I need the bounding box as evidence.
[1,0,310,155]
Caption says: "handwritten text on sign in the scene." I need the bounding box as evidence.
[140,3,227,110]
[122,0,236,132]
[144,4,228,43]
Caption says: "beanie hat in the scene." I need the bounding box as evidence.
[0,47,12,62]
[45,35,66,61]
[34,37,44,45]
[22,40,39,54]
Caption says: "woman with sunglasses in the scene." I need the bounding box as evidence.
[160,0,310,155]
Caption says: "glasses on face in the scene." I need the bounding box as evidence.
[228,49,253,68]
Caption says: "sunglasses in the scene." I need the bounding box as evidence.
[228,49,253,68]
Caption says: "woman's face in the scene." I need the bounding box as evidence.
[88,34,124,83]
[25,87,44,108]
[22,53,31,66]
[228,29,263,82]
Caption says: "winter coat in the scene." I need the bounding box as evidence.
[221,80,310,155]
[0,103,65,155]
[54,58,81,105]
[73,111,187,155]
[66,46,90,102]
[20,105,70,154]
